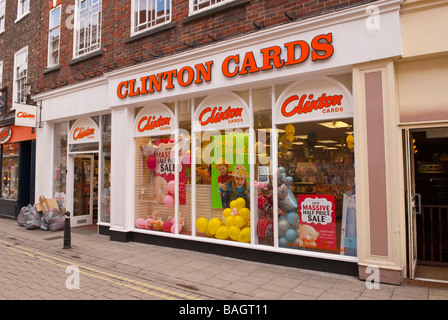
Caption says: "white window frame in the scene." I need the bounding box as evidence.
[48,5,62,67]
[189,0,231,15]
[0,61,3,89]
[131,0,171,36]
[73,0,102,58]
[0,0,6,33]
[13,46,28,106]
[16,0,30,22]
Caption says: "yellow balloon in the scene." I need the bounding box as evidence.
[215,226,230,240]
[207,218,222,235]
[225,216,235,227]
[346,134,354,144]
[234,215,246,228]
[285,124,295,136]
[195,217,208,233]
[238,227,251,243]
[229,226,241,241]
[347,142,354,149]
[235,197,246,210]
[230,200,237,209]
[223,208,232,218]
[239,208,250,220]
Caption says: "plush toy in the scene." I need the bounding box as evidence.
[277,167,298,213]
[153,218,164,231]
[298,224,319,248]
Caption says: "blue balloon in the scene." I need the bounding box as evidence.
[286,211,299,225]
[285,229,297,242]
[279,237,287,248]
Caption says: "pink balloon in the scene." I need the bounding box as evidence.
[164,195,174,208]
[162,221,172,232]
[168,180,176,195]
[182,154,191,167]
[171,224,182,233]
[147,156,157,170]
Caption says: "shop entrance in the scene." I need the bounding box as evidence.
[69,153,98,227]
[405,127,448,282]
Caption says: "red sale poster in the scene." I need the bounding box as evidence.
[297,194,337,251]
[153,138,186,205]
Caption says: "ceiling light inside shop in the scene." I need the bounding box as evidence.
[292,142,304,145]
[318,121,351,129]
[294,135,308,139]
[317,140,338,144]
[325,147,339,150]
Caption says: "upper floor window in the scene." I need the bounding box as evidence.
[0,61,3,89]
[191,0,229,13]
[0,0,6,32]
[48,6,61,67]
[14,47,28,105]
[16,0,30,21]
[74,0,102,57]
[132,0,171,35]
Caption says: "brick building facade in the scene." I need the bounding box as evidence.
[0,0,41,116]
[38,0,376,94]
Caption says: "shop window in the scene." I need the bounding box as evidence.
[253,87,274,246]
[134,103,189,234]
[1,143,20,199]
[276,119,356,256]
[193,92,252,243]
[100,114,111,223]
[53,122,68,207]
[132,0,171,35]
[274,77,357,257]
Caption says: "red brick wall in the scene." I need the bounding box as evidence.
[38,0,377,94]
[0,0,42,114]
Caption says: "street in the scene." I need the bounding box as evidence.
[1,217,447,303]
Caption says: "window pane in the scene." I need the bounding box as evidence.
[53,122,68,207]
[276,118,356,256]
[2,143,20,200]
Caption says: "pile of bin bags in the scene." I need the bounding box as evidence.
[17,204,65,231]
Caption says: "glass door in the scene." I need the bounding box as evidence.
[70,154,97,227]
[404,129,419,279]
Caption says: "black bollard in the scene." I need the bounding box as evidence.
[63,211,71,249]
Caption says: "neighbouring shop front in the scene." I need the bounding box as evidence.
[34,1,406,281]
[0,121,36,219]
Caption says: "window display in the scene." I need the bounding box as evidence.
[53,122,68,207]
[193,92,252,243]
[134,103,190,235]
[1,143,19,199]
[130,76,357,258]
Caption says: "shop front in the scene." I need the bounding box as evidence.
[35,0,405,281]
[0,123,36,219]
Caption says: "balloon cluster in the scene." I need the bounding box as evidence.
[276,166,300,248]
[134,212,183,234]
[278,124,295,155]
[164,180,176,208]
[195,197,251,243]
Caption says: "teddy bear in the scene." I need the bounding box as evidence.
[277,167,298,213]
[298,224,320,248]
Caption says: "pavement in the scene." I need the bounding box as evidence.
[1,216,448,304]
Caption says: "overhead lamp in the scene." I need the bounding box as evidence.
[318,121,351,129]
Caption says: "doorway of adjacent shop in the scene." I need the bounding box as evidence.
[68,153,98,228]
[405,127,448,283]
